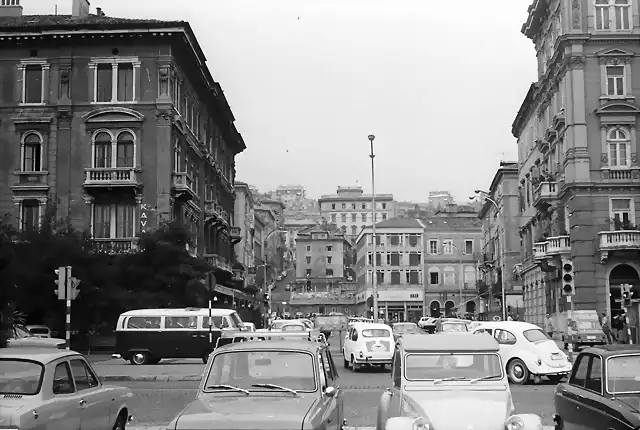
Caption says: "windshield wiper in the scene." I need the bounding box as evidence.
[251,383,298,395]
[205,384,250,395]
[470,374,502,383]
[433,377,468,384]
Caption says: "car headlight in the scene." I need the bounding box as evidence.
[412,416,431,430]
[506,413,543,430]
[505,415,525,430]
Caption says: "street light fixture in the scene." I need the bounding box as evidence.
[367,134,379,321]
[474,190,507,321]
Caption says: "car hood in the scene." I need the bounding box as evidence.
[406,389,511,430]
[7,337,65,348]
[616,395,640,413]
[175,395,317,429]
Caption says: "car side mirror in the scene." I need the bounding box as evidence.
[324,386,336,397]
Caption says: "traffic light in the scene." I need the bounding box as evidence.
[69,277,80,300]
[54,266,68,299]
[562,259,575,296]
[621,284,633,307]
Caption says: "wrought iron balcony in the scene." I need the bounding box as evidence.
[532,181,558,207]
[533,241,548,260]
[93,238,138,253]
[545,236,570,256]
[598,230,640,262]
[84,168,140,188]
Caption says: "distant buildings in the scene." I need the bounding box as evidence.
[318,186,397,240]
[428,191,455,211]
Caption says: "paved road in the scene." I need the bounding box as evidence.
[120,368,558,428]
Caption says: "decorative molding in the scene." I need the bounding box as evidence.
[82,107,144,123]
[567,55,585,70]
[600,153,608,167]
[155,109,173,125]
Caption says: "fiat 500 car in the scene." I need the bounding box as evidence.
[0,348,133,430]
[165,330,345,429]
[377,333,544,430]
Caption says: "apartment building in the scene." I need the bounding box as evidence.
[234,182,255,273]
[318,186,396,240]
[477,162,524,320]
[354,218,426,321]
[514,0,640,335]
[0,0,245,289]
[423,214,483,319]
[290,226,355,315]
[274,184,306,206]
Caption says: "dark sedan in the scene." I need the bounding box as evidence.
[553,344,640,430]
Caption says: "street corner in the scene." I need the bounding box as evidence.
[100,374,202,382]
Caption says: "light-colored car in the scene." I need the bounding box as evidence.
[376,333,543,430]
[436,318,469,333]
[26,325,51,338]
[343,322,394,371]
[391,322,421,341]
[472,321,572,384]
[417,316,436,329]
[0,348,134,429]
[243,322,256,332]
[7,325,66,349]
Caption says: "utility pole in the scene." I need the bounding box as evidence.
[368,134,379,322]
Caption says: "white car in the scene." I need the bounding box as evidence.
[471,321,572,385]
[418,316,436,329]
[26,325,51,338]
[342,322,394,371]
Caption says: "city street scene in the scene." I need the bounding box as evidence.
[1,0,640,429]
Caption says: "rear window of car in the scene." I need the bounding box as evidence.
[362,329,391,337]
[0,359,44,395]
[523,329,548,343]
[29,327,49,334]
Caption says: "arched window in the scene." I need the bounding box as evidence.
[608,127,630,167]
[116,131,135,167]
[21,132,42,172]
[93,131,112,168]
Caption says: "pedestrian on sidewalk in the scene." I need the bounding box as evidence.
[600,312,616,344]
[545,313,554,339]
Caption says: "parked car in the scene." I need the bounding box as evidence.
[243,322,256,332]
[0,348,133,429]
[418,316,437,333]
[472,321,572,384]
[560,310,606,350]
[376,332,543,430]
[435,318,469,333]
[342,322,394,371]
[553,344,640,430]
[391,322,421,341]
[165,330,345,429]
[7,325,66,349]
[26,325,51,338]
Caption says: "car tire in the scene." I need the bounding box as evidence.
[112,412,126,430]
[507,358,529,385]
[130,351,150,365]
[343,351,349,368]
[351,355,360,372]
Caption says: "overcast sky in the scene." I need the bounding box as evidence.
[26,0,538,202]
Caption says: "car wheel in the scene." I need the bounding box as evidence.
[351,355,360,372]
[547,374,565,383]
[343,351,349,368]
[112,412,126,430]
[507,358,529,385]
[130,351,150,365]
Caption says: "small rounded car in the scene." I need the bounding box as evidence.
[472,321,572,385]
[376,333,543,430]
[435,318,469,333]
[343,322,394,371]
[0,348,133,430]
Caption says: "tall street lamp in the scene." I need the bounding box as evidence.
[473,189,507,321]
[368,134,379,321]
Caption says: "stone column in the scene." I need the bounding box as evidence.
[88,63,96,103]
[41,64,51,104]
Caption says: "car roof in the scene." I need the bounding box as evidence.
[352,322,390,329]
[0,348,82,363]
[399,333,499,352]
[581,344,640,357]
[473,321,540,331]
[120,308,237,316]
[215,340,322,353]
[394,322,417,326]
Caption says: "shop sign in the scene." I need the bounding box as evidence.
[378,289,423,302]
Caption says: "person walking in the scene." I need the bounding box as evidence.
[600,312,616,344]
[545,313,554,339]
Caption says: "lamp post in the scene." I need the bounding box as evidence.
[368,134,379,321]
[473,190,507,321]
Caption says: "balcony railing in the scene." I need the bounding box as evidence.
[93,238,138,253]
[172,172,197,197]
[205,253,232,272]
[599,230,640,252]
[290,291,356,304]
[533,242,547,260]
[545,236,570,255]
[84,168,139,187]
[532,182,558,206]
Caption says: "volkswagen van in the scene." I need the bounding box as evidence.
[114,308,245,365]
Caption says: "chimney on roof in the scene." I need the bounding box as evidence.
[0,0,23,17]
[96,7,104,16]
[72,0,90,17]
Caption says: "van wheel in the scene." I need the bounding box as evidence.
[130,352,150,365]
[112,412,126,430]
[507,358,529,385]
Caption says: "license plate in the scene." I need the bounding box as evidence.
[587,336,596,340]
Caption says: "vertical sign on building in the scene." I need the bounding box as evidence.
[140,204,150,232]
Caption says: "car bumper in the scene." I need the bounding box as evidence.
[530,362,572,376]
[354,356,392,364]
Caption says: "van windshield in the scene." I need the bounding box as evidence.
[575,320,599,330]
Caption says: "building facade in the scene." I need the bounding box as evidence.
[0,1,245,291]
[273,184,306,206]
[477,162,524,320]
[289,226,355,315]
[423,213,483,319]
[514,0,640,336]
[234,182,255,273]
[354,219,426,321]
[318,186,397,240]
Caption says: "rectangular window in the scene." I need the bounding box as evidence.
[327,256,332,264]
[429,272,439,285]
[595,0,611,30]
[409,253,421,266]
[331,214,337,223]
[429,240,438,254]
[351,213,357,222]
[93,59,137,103]
[606,66,625,96]
[361,213,367,222]
[376,271,384,284]
[306,269,312,276]
[331,204,336,209]
[326,246,333,251]
[596,0,631,31]
[96,64,113,102]
[408,271,420,285]
[93,204,135,238]
[117,63,134,102]
[306,245,311,252]
[614,0,631,30]
[390,235,400,246]
[367,253,372,265]
[115,204,134,238]
[93,204,111,238]
[382,213,387,220]
[464,240,474,254]
[390,271,400,284]
[442,239,454,254]
[21,201,40,232]
[325,269,334,277]
[390,253,400,266]
[610,198,634,229]
[409,235,418,247]
[306,256,311,264]
[24,64,43,104]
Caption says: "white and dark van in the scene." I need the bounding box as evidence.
[114,308,244,365]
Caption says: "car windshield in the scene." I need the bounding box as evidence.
[394,324,420,334]
[362,329,390,337]
[29,327,49,335]
[575,320,599,330]
[441,323,468,332]
[205,350,316,392]
[0,359,44,395]
[405,353,503,381]
[607,355,640,394]
[523,329,549,343]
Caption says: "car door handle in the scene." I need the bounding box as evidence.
[79,399,86,406]
[385,388,393,396]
